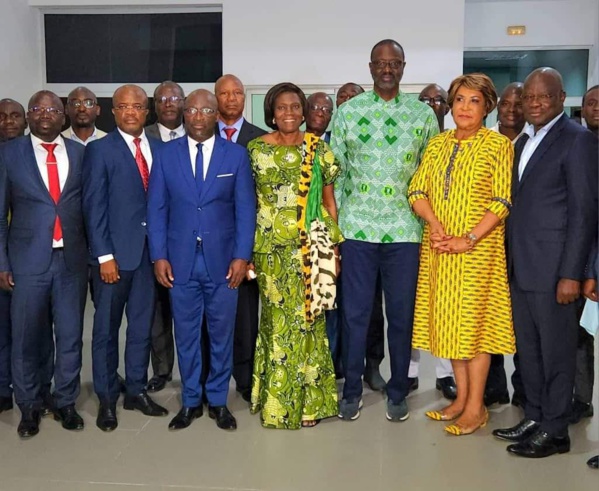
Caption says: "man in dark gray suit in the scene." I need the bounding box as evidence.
[214,74,265,401]
[145,81,186,393]
[493,68,598,458]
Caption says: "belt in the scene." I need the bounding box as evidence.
[52,247,64,251]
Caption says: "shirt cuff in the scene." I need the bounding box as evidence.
[98,254,114,264]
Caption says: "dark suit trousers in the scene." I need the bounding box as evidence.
[0,290,12,398]
[150,283,174,378]
[11,250,86,410]
[232,278,259,394]
[368,274,386,367]
[510,281,578,435]
[91,246,156,404]
[170,247,237,407]
[341,240,419,404]
[486,353,525,400]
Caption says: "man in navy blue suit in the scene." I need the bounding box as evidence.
[0,91,88,438]
[83,84,167,432]
[148,89,256,431]
[493,68,598,458]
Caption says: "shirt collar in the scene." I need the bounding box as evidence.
[31,133,63,148]
[218,117,244,133]
[188,133,216,152]
[69,126,98,141]
[157,122,185,136]
[524,111,564,138]
[372,89,401,105]
[118,127,148,146]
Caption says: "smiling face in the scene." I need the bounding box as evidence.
[306,93,333,136]
[273,92,304,135]
[522,72,565,132]
[497,87,524,131]
[582,87,599,131]
[27,92,65,142]
[451,86,486,134]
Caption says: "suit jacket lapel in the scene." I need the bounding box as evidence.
[519,115,567,186]
[201,136,225,200]
[114,131,146,191]
[59,140,79,201]
[176,137,197,197]
[22,137,54,204]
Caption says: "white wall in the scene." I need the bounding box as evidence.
[464,0,599,85]
[15,0,465,94]
[0,0,42,107]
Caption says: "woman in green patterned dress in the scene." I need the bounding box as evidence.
[248,83,343,429]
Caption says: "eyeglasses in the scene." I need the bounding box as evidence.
[371,59,404,70]
[184,107,216,116]
[156,95,184,105]
[28,106,64,116]
[113,104,147,112]
[521,93,557,103]
[419,96,446,106]
[309,104,333,115]
[68,99,96,109]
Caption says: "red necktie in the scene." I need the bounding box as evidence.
[41,143,62,242]
[223,127,237,141]
[133,138,150,191]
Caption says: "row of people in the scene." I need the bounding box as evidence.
[0,38,597,466]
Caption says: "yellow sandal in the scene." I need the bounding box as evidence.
[425,409,462,422]
[444,409,489,436]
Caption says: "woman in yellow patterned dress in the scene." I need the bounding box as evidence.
[248,83,343,429]
[407,73,515,436]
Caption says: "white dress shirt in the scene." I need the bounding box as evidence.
[117,128,153,171]
[62,126,107,146]
[518,112,564,179]
[187,134,215,179]
[489,122,526,144]
[98,129,153,264]
[31,134,69,248]
[217,117,244,144]
[157,123,185,142]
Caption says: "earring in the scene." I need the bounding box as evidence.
[272,118,276,125]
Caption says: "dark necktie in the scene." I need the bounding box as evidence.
[195,142,204,193]
[133,138,150,191]
[223,127,237,141]
[41,143,62,241]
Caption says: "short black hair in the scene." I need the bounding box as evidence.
[582,84,599,105]
[264,82,308,131]
[370,39,404,60]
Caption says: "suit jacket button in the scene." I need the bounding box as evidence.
[197,207,202,211]
[141,221,146,226]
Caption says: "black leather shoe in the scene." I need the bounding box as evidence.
[40,392,54,417]
[507,431,570,458]
[436,377,457,400]
[17,409,41,438]
[54,405,84,431]
[511,392,525,408]
[147,374,172,393]
[0,396,13,412]
[208,405,237,430]
[493,418,540,442]
[484,389,510,407]
[407,377,419,392]
[569,399,593,424]
[168,406,203,430]
[96,404,118,432]
[117,373,126,394]
[588,455,599,469]
[124,392,168,416]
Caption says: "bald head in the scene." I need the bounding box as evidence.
[0,98,27,141]
[112,84,149,137]
[419,84,449,131]
[496,81,525,135]
[153,81,185,129]
[522,67,565,131]
[306,92,334,136]
[26,91,65,142]
[500,82,523,99]
[184,89,219,143]
[214,74,245,125]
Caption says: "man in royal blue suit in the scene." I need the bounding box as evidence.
[0,91,88,438]
[493,68,598,458]
[148,89,256,431]
[83,84,168,432]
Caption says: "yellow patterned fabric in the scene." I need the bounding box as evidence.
[407,128,516,360]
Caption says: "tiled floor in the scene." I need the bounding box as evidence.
[0,303,597,491]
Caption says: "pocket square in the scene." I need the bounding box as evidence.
[216,173,234,178]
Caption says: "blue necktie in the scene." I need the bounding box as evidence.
[195,142,204,194]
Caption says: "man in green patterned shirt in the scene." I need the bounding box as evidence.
[331,39,439,422]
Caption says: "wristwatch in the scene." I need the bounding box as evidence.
[467,232,478,244]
